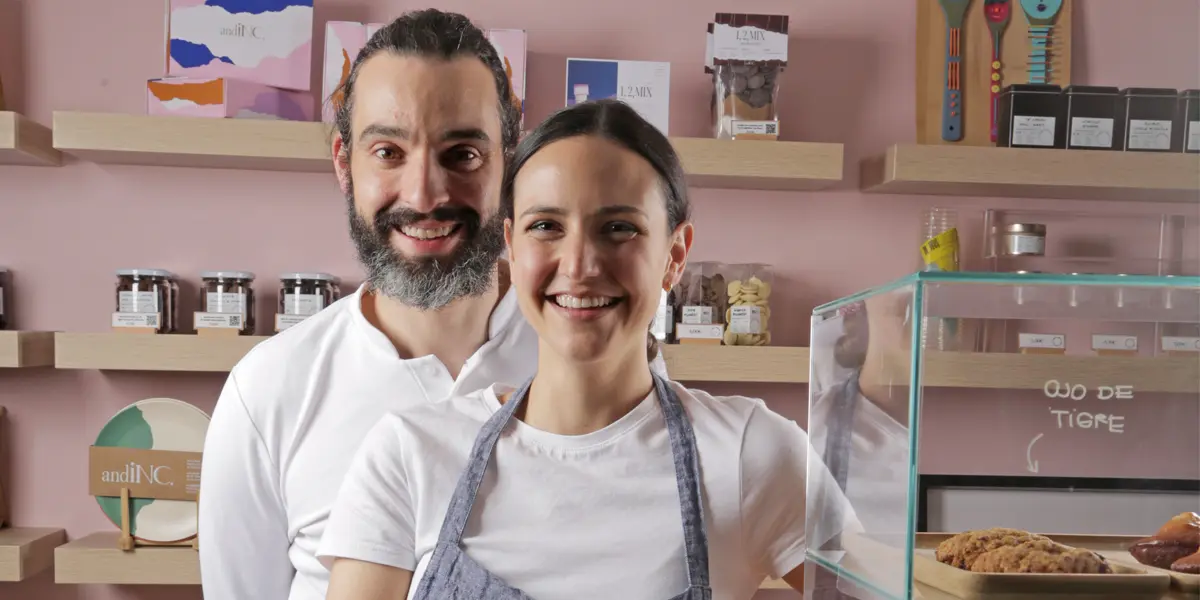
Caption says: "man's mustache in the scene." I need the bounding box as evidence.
[374,206,482,234]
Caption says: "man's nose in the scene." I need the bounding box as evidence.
[399,149,450,213]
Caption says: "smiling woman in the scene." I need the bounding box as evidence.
[318,100,850,600]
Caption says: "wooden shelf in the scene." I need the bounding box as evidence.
[51,111,844,190]
[921,351,1199,394]
[0,331,55,368]
[672,137,843,191]
[0,112,61,166]
[663,344,808,383]
[53,111,330,172]
[55,332,266,372]
[0,527,66,582]
[54,532,199,585]
[861,144,1200,203]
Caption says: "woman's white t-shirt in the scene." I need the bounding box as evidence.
[317,380,831,599]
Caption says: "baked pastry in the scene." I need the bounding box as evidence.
[970,539,1112,574]
[935,528,1050,570]
[1172,549,1200,575]
[1130,511,1200,570]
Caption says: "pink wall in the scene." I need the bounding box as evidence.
[1,0,1197,598]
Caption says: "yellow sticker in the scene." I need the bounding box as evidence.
[920,228,960,272]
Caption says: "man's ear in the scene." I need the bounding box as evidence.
[332,135,351,195]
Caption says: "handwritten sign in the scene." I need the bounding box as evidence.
[1041,379,1132,435]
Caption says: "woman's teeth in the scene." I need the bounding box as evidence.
[554,294,615,309]
[400,225,456,240]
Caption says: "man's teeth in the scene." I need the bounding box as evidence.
[554,295,615,309]
[400,225,455,240]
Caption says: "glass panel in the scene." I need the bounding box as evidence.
[807,283,918,600]
[809,271,1199,599]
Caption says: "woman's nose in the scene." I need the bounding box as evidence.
[560,232,603,279]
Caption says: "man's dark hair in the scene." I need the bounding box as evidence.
[329,9,520,156]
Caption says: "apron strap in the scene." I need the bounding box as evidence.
[434,377,533,545]
[651,373,711,590]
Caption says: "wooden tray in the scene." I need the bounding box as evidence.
[913,532,1171,600]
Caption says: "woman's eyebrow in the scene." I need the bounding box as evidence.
[519,205,646,218]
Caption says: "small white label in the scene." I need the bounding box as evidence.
[1019,333,1065,349]
[206,292,246,315]
[118,291,158,313]
[1009,234,1045,255]
[1162,336,1200,352]
[676,324,724,340]
[732,120,779,136]
[112,312,160,329]
[282,293,324,316]
[275,313,308,332]
[1127,119,1172,150]
[1188,121,1200,152]
[730,306,763,334]
[1012,116,1057,147]
[682,305,714,325]
[1069,117,1115,148]
[195,312,245,330]
[712,23,788,62]
[1092,334,1137,352]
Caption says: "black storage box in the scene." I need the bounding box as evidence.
[1118,88,1181,152]
[997,84,1066,149]
[1064,85,1120,151]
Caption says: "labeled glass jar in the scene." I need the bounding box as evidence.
[1119,88,1182,152]
[277,273,341,332]
[997,223,1047,257]
[997,84,1066,149]
[0,267,9,331]
[723,263,774,346]
[200,271,256,335]
[1180,89,1200,154]
[1064,85,1120,151]
[114,269,175,333]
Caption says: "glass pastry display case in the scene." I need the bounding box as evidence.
[804,271,1200,600]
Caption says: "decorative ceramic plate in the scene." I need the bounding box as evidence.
[94,398,210,543]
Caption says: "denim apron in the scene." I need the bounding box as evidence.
[411,372,713,600]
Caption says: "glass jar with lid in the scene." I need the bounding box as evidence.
[199,271,256,335]
[276,273,341,332]
[114,269,175,333]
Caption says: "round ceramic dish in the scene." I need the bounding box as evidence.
[94,398,210,543]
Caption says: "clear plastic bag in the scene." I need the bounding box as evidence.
[714,63,782,140]
[677,261,728,327]
[723,263,774,346]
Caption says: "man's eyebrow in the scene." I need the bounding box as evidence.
[358,124,409,143]
[443,128,490,143]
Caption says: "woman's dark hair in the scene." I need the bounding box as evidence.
[500,99,693,362]
[329,9,520,156]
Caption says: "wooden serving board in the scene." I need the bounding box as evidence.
[916,0,1074,146]
[913,533,1172,599]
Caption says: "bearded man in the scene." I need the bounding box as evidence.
[199,9,664,600]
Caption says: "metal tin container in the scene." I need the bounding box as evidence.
[998,223,1047,257]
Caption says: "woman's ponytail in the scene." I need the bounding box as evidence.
[646,329,660,363]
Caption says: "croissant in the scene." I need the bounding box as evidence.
[1129,512,1200,570]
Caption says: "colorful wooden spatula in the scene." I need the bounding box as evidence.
[984,0,1012,142]
[1020,0,1064,84]
[937,0,973,141]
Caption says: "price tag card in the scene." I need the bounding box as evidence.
[1019,333,1066,354]
[1162,336,1200,354]
[676,324,724,342]
[1092,334,1138,355]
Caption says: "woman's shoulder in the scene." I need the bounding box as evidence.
[669,380,808,445]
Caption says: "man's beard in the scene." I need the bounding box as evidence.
[346,180,506,311]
